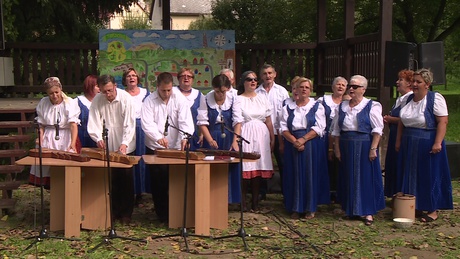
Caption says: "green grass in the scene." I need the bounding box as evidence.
[2,181,460,258]
[438,79,460,142]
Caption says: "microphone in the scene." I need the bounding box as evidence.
[220,121,226,139]
[164,115,169,136]
[54,123,60,140]
[54,111,61,140]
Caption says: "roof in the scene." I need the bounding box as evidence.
[170,0,212,15]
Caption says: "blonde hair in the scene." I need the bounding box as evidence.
[414,68,433,85]
[44,76,70,103]
[295,77,313,89]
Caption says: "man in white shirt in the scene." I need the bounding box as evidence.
[141,72,194,222]
[87,74,136,224]
[256,64,290,197]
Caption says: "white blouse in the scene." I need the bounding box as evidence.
[331,97,383,136]
[237,94,272,123]
[197,90,243,127]
[172,87,204,109]
[77,95,91,110]
[317,94,340,120]
[130,87,149,119]
[280,97,326,137]
[400,92,448,128]
[393,91,413,110]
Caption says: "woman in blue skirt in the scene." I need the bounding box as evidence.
[383,69,413,197]
[174,67,205,151]
[77,75,99,148]
[331,75,385,226]
[123,68,151,204]
[396,68,453,222]
[198,74,243,203]
[281,77,329,219]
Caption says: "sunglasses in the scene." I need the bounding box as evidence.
[348,84,364,89]
[179,75,194,79]
[245,77,258,82]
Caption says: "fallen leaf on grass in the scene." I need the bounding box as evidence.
[1,215,7,221]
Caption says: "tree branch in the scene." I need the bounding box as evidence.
[428,0,446,41]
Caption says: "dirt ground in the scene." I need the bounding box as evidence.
[1,182,460,258]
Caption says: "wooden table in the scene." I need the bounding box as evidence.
[143,155,240,236]
[16,156,135,238]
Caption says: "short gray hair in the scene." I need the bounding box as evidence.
[349,75,368,89]
[332,76,347,87]
[220,68,234,80]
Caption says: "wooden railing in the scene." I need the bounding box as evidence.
[235,43,317,90]
[317,33,380,96]
[0,43,98,94]
[0,36,381,97]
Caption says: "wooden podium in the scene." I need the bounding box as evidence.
[16,156,136,238]
[143,155,238,236]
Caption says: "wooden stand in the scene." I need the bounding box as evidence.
[16,156,137,238]
[143,155,238,235]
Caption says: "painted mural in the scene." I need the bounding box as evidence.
[98,30,235,90]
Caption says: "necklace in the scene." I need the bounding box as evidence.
[179,87,192,94]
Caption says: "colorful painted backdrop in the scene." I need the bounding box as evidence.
[98,30,235,90]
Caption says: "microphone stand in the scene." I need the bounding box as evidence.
[152,122,211,253]
[24,120,78,251]
[89,121,146,254]
[214,125,270,250]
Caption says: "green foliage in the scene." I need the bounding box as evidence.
[188,16,220,30]
[121,11,151,30]
[209,0,316,43]
[2,0,136,43]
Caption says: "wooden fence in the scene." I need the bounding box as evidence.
[0,34,381,97]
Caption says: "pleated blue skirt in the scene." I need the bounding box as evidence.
[399,127,453,211]
[134,118,150,194]
[337,131,385,216]
[384,123,404,197]
[202,126,241,204]
[282,130,330,214]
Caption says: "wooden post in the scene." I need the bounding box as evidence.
[379,0,393,167]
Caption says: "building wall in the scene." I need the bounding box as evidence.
[171,16,200,30]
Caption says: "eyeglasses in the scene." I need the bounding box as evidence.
[348,84,364,89]
[179,75,194,79]
[245,77,258,82]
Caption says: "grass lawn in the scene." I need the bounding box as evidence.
[1,181,460,258]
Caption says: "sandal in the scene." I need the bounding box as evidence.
[420,213,437,223]
[363,216,374,226]
[304,212,315,219]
